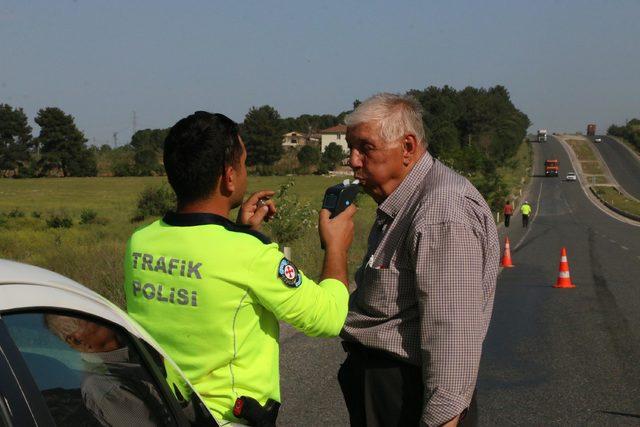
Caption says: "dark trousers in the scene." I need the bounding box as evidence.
[522,214,529,228]
[338,342,477,426]
[504,214,511,227]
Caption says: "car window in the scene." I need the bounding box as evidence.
[139,341,219,426]
[3,311,178,427]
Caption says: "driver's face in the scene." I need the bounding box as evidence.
[347,121,405,203]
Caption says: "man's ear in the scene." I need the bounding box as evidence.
[402,134,421,165]
[220,164,235,197]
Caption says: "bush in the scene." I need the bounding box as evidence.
[133,185,176,221]
[0,215,6,227]
[7,208,25,218]
[112,161,134,177]
[46,212,73,229]
[265,181,317,246]
[79,209,98,224]
[31,211,41,218]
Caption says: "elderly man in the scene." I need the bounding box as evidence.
[339,93,499,426]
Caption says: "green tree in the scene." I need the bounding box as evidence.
[320,142,346,171]
[130,128,168,152]
[35,107,97,176]
[281,114,342,134]
[242,105,284,166]
[129,128,168,175]
[134,145,162,176]
[0,104,32,176]
[407,84,530,210]
[297,145,320,169]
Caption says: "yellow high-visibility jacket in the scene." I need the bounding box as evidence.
[124,212,348,423]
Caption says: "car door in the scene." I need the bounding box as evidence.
[0,309,218,427]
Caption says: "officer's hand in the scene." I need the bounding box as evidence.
[238,190,277,231]
[319,204,357,253]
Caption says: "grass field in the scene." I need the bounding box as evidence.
[2,147,531,307]
[0,176,375,307]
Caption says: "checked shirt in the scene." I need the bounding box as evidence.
[341,152,500,426]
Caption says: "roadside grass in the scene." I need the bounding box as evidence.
[564,139,610,183]
[592,186,640,216]
[585,175,608,185]
[609,135,640,157]
[498,140,532,201]
[581,161,604,175]
[0,176,374,307]
[566,139,597,161]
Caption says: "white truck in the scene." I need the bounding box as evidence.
[537,129,548,142]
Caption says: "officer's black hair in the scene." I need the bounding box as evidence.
[163,111,243,206]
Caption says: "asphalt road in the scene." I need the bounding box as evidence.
[589,135,640,200]
[277,137,640,426]
[479,137,640,425]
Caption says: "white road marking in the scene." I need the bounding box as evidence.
[609,239,617,243]
[621,246,629,250]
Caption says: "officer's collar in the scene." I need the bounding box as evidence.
[162,212,272,245]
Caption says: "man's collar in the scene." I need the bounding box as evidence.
[163,211,234,227]
[378,151,434,219]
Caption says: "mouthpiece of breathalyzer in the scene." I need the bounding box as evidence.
[321,179,361,219]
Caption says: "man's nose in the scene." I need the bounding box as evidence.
[348,150,362,169]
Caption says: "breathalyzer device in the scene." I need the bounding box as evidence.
[321,179,360,218]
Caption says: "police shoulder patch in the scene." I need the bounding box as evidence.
[277,258,302,288]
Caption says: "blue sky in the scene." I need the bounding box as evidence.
[1,0,638,146]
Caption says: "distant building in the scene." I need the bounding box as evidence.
[282,131,309,149]
[320,124,348,153]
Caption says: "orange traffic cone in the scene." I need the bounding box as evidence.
[553,247,576,288]
[501,236,515,268]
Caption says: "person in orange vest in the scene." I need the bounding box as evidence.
[503,201,513,227]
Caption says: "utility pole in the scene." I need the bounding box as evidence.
[132,110,137,135]
[113,132,118,148]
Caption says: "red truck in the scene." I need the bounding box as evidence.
[587,123,596,136]
[545,159,559,177]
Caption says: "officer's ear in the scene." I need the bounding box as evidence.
[220,165,236,196]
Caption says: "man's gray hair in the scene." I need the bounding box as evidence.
[44,314,83,342]
[345,93,426,145]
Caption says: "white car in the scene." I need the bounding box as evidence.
[566,172,577,181]
[0,259,220,426]
[594,137,602,143]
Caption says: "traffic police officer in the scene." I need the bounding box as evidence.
[124,112,356,424]
[521,200,532,228]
